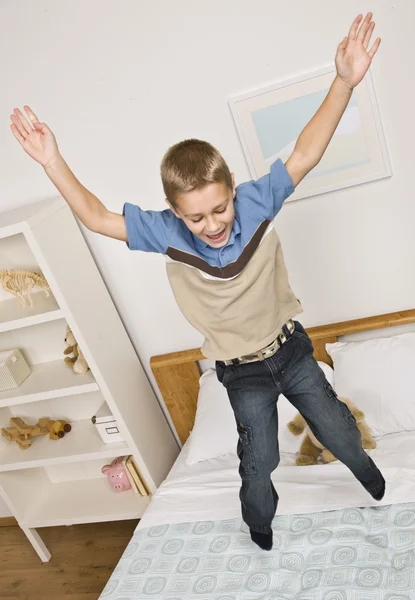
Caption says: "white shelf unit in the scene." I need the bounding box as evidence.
[0,198,179,561]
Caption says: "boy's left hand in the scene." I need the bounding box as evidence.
[335,12,381,89]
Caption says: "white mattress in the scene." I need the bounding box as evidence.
[138,430,415,531]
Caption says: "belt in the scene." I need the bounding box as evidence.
[224,319,295,366]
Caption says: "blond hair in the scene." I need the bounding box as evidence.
[160,139,233,204]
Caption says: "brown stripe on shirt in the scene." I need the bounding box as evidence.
[165,220,271,279]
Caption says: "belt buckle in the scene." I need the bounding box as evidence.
[278,332,287,345]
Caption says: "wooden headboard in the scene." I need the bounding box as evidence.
[150,309,415,445]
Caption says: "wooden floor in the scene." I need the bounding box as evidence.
[1,519,139,599]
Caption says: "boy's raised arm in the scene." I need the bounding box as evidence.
[285,12,381,188]
[10,106,127,241]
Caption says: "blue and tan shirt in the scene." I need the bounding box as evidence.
[123,158,302,360]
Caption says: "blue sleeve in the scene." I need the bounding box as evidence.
[123,203,177,253]
[237,158,294,220]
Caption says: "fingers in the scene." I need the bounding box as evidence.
[357,12,373,42]
[368,37,381,58]
[24,105,40,125]
[12,108,33,135]
[363,21,375,49]
[10,113,28,140]
[348,14,363,40]
[347,13,380,57]
[10,106,42,145]
[10,123,25,145]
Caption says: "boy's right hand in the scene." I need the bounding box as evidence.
[10,106,60,168]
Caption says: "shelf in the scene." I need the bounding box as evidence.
[0,294,63,333]
[27,479,149,527]
[0,469,150,527]
[0,360,99,408]
[0,419,130,472]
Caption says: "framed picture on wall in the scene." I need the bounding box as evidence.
[229,65,392,203]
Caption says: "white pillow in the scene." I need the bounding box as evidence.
[186,361,334,465]
[326,332,415,437]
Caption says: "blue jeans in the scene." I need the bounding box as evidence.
[215,321,385,535]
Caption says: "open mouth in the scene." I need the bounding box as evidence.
[206,229,226,243]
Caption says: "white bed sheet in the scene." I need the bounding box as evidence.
[138,431,415,530]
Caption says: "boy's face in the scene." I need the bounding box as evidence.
[168,177,236,248]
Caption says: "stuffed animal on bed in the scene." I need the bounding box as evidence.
[287,397,376,465]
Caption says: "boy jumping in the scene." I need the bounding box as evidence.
[10,12,384,551]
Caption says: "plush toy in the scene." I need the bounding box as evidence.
[287,397,376,465]
[64,325,89,374]
[1,417,72,450]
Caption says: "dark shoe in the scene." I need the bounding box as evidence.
[371,477,386,501]
[250,528,273,551]
[369,473,386,501]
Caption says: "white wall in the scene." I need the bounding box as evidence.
[0,0,413,513]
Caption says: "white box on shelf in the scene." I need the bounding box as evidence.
[0,349,31,391]
[92,401,124,443]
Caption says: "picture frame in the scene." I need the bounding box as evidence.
[229,65,392,202]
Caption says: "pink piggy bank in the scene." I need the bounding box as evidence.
[102,457,132,492]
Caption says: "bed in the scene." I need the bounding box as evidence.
[100,309,415,599]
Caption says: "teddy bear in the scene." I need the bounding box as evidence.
[64,325,89,374]
[287,396,376,465]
